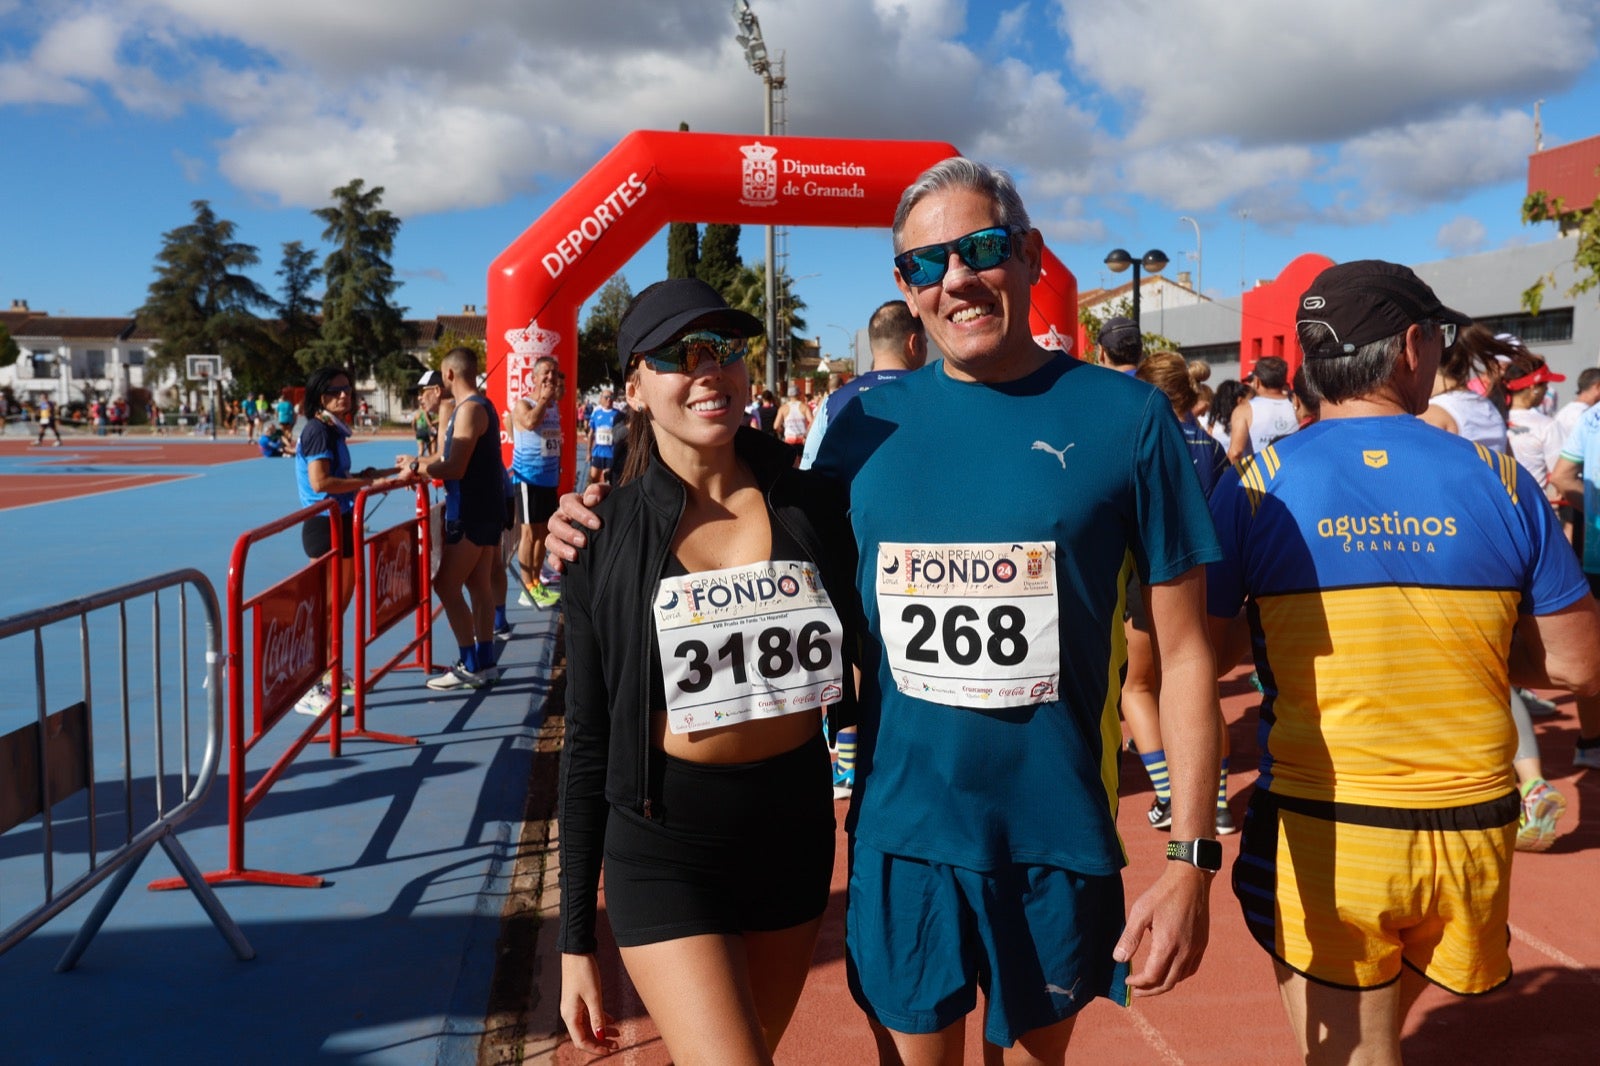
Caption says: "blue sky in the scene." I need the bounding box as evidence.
[3,0,1599,365]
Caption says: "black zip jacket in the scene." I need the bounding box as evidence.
[557,427,861,955]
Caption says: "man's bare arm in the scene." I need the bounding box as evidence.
[1116,567,1219,996]
[1511,596,1600,696]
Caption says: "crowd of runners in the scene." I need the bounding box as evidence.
[529,158,1600,1066]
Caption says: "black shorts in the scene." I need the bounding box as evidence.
[1589,571,1600,600]
[444,517,503,547]
[301,511,355,559]
[589,454,614,474]
[515,481,559,525]
[603,733,835,947]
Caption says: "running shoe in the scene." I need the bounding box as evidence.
[1147,797,1172,831]
[832,763,854,800]
[1515,687,1560,718]
[1573,738,1600,771]
[1515,779,1566,853]
[292,683,351,717]
[1216,806,1238,835]
[425,662,491,691]
[494,622,514,638]
[516,588,536,608]
[529,583,562,608]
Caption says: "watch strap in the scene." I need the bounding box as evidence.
[1166,838,1223,872]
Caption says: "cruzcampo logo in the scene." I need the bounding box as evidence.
[1363,450,1388,469]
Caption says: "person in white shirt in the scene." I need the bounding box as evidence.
[1227,356,1298,461]
[1506,362,1567,492]
[1555,366,1600,447]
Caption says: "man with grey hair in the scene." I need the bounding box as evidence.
[1208,259,1600,1064]
[547,157,1224,1062]
[810,156,1223,1063]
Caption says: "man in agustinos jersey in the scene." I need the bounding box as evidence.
[1210,260,1600,1064]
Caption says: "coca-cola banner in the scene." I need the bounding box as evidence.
[254,565,329,733]
[487,132,1080,493]
[368,523,418,638]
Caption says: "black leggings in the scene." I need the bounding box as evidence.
[603,732,836,947]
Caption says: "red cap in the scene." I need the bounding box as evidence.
[1505,365,1566,391]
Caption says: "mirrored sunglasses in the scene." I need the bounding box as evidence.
[636,331,749,374]
[893,226,1019,287]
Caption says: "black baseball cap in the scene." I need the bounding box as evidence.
[1098,316,1141,360]
[417,370,442,388]
[615,278,763,372]
[1297,260,1470,359]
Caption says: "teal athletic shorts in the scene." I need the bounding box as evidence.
[845,841,1131,1047]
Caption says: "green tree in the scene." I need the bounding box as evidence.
[302,178,407,377]
[1079,300,1178,358]
[0,322,18,369]
[667,219,700,279]
[136,200,271,387]
[725,264,807,384]
[696,223,743,292]
[578,275,634,391]
[425,328,487,372]
[1521,184,1600,314]
[667,123,701,279]
[237,240,324,392]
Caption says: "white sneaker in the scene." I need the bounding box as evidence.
[293,682,351,717]
[426,662,489,691]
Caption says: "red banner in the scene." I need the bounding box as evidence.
[253,566,328,733]
[368,522,418,638]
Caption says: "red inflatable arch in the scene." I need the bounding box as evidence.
[486,130,1080,491]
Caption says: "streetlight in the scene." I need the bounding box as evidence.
[1102,247,1169,329]
[734,0,785,393]
[1177,216,1201,298]
[826,323,857,371]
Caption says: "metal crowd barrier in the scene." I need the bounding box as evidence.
[0,569,253,970]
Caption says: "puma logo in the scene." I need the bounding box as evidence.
[1044,979,1081,1000]
[1031,440,1075,468]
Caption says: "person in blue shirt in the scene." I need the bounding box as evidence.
[585,385,621,487]
[511,356,562,607]
[799,300,926,471]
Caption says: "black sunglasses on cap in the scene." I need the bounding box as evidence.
[894,226,1021,287]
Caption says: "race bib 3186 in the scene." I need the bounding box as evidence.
[654,560,844,734]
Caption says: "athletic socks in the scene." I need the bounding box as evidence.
[1217,762,1230,811]
[460,644,478,673]
[1139,749,1172,803]
[475,640,496,669]
[494,605,508,630]
[835,727,857,775]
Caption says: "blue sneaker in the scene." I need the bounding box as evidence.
[832,762,854,800]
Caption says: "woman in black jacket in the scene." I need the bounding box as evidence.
[557,279,859,1063]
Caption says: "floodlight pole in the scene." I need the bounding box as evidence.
[735,0,783,392]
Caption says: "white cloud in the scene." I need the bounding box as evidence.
[1058,0,1599,147]
[1119,141,1319,213]
[1436,216,1488,256]
[1336,107,1534,217]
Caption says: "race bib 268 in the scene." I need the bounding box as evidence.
[876,541,1060,709]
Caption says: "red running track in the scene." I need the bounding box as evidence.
[527,663,1600,1065]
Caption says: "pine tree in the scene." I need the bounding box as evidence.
[667,122,700,279]
[137,200,271,389]
[302,178,408,385]
[696,223,743,294]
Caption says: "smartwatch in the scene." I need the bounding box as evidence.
[1166,838,1223,872]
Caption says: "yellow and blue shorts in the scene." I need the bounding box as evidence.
[1233,788,1518,994]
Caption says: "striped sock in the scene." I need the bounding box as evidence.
[1139,749,1171,803]
[836,728,857,774]
[1217,763,1231,811]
